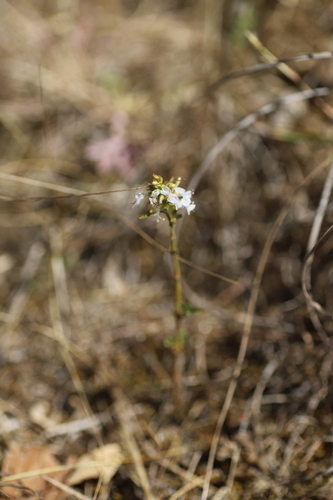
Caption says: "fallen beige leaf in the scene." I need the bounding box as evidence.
[66,443,124,486]
[1,443,67,500]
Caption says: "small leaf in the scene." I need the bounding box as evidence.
[182,303,204,315]
[165,336,177,348]
[164,331,186,348]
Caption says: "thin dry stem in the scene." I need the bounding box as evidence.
[7,241,45,327]
[42,475,92,500]
[210,50,333,91]
[0,171,236,285]
[246,32,333,121]
[114,389,155,500]
[49,226,103,447]
[302,162,333,344]
[201,157,333,500]
[189,87,330,193]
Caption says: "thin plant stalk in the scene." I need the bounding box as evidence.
[135,174,196,407]
[169,214,185,405]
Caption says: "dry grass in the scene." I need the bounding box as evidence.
[1,1,333,499]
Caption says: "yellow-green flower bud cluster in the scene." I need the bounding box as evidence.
[133,174,195,220]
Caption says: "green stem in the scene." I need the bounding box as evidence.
[169,218,183,324]
[169,215,185,407]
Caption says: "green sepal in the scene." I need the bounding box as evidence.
[165,330,187,350]
[139,208,156,219]
[182,303,204,315]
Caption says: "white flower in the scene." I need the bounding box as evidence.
[153,207,165,221]
[167,192,183,209]
[134,175,195,219]
[160,186,172,196]
[184,201,195,214]
[149,186,171,204]
[172,187,195,214]
[174,187,186,195]
[132,192,145,208]
[149,189,160,203]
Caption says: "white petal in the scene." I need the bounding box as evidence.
[132,193,145,207]
[160,185,171,196]
[168,193,183,209]
[181,195,192,204]
[174,187,186,195]
[150,189,161,198]
[186,203,195,214]
[149,189,161,205]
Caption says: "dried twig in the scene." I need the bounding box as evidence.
[0,171,236,285]
[6,241,45,327]
[210,50,333,92]
[201,157,333,500]
[302,163,333,340]
[245,32,333,120]
[43,475,92,500]
[189,88,330,193]
[49,226,104,447]
[114,389,155,500]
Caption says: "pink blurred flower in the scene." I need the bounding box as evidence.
[85,113,134,176]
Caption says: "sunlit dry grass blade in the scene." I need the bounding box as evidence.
[0,171,237,284]
[0,459,129,486]
[210,50,333,91]
[0,115,36,154]
[49,225,103,447]
[2,2,333,499]
[246,32,333,121]
[201,157,333,500]
[248,355,285,430]
[224,444,240,499]
[43,475,92,500]
[31,323,90,365]
[5,241,45,332]
[114,388,155,500]
[168,475,206,500]
[189,87,330,193]
[155,456,217,498]
[302,224,333,316]
[302,163,333,339]
[45,414,106,439]
[182,272,296,334]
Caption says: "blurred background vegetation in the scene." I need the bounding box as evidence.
[1,1,333,499]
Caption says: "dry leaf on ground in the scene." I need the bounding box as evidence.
[1,443,67,500]
[66,443,124,486]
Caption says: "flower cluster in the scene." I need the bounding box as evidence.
[133,174,195,220]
